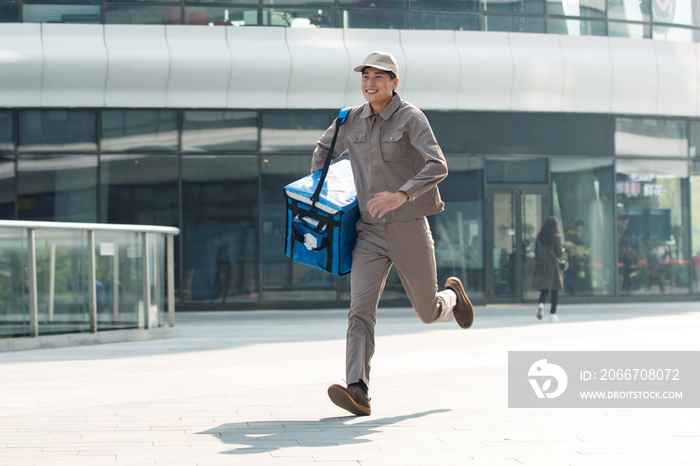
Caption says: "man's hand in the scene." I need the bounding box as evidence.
[367,191,408,219]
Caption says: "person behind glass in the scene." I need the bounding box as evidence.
[311,51,475,417]
[213,243,232,303]
[532,216,565,323]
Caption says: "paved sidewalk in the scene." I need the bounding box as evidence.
[1,302,699,466]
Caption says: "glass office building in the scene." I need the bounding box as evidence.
[1,0,700,310]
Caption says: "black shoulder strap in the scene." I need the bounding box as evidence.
[311,107,352,204]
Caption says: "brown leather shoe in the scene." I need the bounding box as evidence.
[327,384,371,416]
[445,276,474,329]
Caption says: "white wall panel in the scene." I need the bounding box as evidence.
[456,31,512,111]
[165,26,231,108]
[2,23,697,121]
[698,44,700,118]
[655,41,697,117]
[0,24,43,107]
[286,28,348,109]
[342,29,405,108]
[226,27,290,109]
[41,24,107,107]
[610,37,658,115]
[510,33,564,112]
[561,35,613,113]
[399,30,460,110]
[104,25,169,108]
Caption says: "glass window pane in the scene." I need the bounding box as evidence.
[615,118,688,157]
[23,4,101,23]
[17,154,97,222]
[342,9,408,28]
[481,14,545,33]
[93,230,144,331]
[412,12,478,30]
[186,7,257,25]
[0,226,25,336]
[489,191,515,298]
[263,0,334,5]
[182,111,257,152]
[690,161,700,292]
[261,155,338,302]
[480,0,544,14]
[0,156,14,220]
[0,3,20,22]
[339,0,407,7]
[486,157,548,183]
[105,5,181,24]
[429,157,485,296]
[690,121,700,158]
[412,0,478,11]
[261,110,334,152]
[185,0,260,4]
[521,192,544,302]
[262,8,335,27]
[616,159,690,295]
[548,18,606,35]
[34,229,92,335]
[101,110,178,152]
[99,154,178,226]
[106,0,178,2]
[0,111,13,151]
[608,20,651,39]
[425,111,614,156]
[653,24,697,43]
[652,0,699,27]
[547,0,605,18]
[18,111,97,152]
[551,158,615,296]
[608,0,650,22]
[182,156,259,304]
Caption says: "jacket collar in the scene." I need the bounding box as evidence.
[360,93,402,120]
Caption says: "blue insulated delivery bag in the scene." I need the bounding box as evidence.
[284,108,358,275]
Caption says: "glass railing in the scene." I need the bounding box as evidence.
[0,221,179,338]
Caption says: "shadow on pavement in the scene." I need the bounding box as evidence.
[198,409,450,455]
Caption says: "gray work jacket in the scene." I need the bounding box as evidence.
[311,93,447,224]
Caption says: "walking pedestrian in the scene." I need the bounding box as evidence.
[532,216,565,322]
[311,51,474,416]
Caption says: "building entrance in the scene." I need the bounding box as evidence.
[486,186,550,302]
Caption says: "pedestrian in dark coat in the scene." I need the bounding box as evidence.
[532,216,565,322]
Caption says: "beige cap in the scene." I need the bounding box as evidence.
[353,51,399,78]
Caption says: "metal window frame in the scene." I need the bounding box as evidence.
[3,0,699,36]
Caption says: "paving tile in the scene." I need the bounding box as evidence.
[0,303,698,465]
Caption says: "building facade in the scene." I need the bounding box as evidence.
[1,0,700,312]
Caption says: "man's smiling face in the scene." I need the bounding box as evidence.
[361,67,399,112]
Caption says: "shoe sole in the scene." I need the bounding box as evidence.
[327,385,371,416]
[446,277,474,329]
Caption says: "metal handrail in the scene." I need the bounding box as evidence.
[0,220,180,235]
[0,220,179,338]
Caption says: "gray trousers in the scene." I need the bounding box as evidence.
[346,217,457,386]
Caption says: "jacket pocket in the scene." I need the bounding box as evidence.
[381,131,405,161]
[347,132,367,144]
